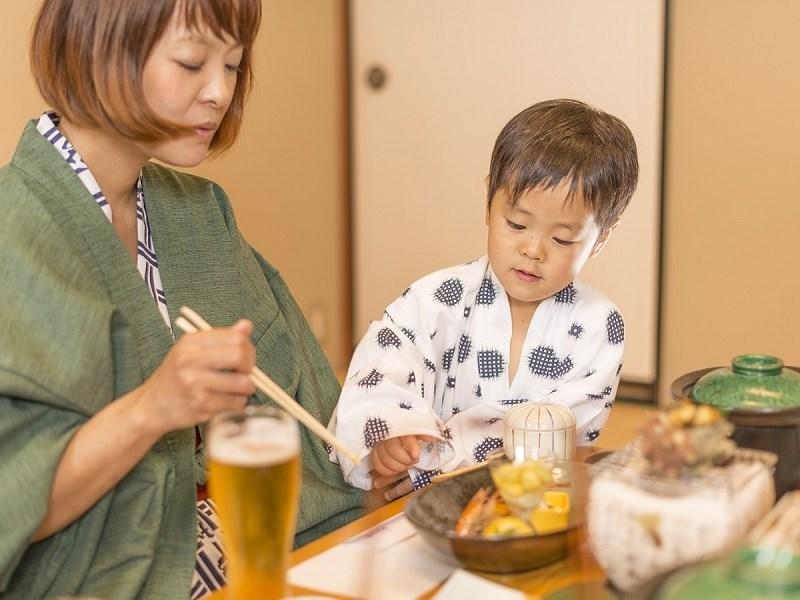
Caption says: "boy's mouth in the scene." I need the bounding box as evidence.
[513,268,542,282]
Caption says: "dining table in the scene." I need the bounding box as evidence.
[288,447,610,599]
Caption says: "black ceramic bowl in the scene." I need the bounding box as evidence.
[405,461,589,574]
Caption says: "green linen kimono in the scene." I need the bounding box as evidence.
[0,121,363,599]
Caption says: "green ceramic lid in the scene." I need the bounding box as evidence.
[691,355,800,411]
[657,548,800,599]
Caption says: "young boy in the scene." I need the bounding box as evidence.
[332,99,638,494]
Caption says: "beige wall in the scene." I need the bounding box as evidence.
[4,1,799,389]
[0,1,351,371]
[189,1,351,371]
[660,0,800,402]
[0,4,44,157]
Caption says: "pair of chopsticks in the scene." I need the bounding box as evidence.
[175,306,360,464]
[429,448,505,484]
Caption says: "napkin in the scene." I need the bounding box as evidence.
[289,513,457,599]
[432,569,526,600]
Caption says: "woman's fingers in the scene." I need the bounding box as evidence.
[182,370,255,397]
[181,340,255,371]
[206,393,249,415]
[230,319,253,335]
[145,321,258,431]
[177,331,255,373]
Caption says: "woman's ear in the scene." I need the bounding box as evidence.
[590,219,621,258]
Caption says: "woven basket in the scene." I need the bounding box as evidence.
[587,442,776,591]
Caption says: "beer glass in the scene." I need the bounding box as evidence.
[207,406,301,599]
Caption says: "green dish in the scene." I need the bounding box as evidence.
[658,547,800,599]
[691,355,800,411]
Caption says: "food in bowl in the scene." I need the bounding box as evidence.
[405,462,589,574]
[490,457,553,515]
[453,459,570,539]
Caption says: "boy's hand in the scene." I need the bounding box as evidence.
[371,434,433,477]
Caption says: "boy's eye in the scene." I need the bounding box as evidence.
[553,238,576,246]
[178,62,203,72]
[506,219,526,231]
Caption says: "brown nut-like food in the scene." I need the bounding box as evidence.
[669,401,696,427]
[692,404,721,426]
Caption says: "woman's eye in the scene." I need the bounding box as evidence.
[178,62,203,72]
[553,238,576,246]
[506,219,525,231]
[225,63,243,73]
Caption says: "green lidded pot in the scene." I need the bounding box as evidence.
[675,354,800,497]
[691,355,800,412]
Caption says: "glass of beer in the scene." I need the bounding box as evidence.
[207,406,301,599]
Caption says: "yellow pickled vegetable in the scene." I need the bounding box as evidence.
[482,516,534,538]
[491,459,553,499]
[531,491,570,534]
[543,491,570,512]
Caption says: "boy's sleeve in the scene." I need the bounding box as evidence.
[332,290,456,490]
[543,306,625,445]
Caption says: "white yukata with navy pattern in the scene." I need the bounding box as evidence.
[36,112,225,600]
[331,256,624,491]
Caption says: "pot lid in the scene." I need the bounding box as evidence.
[691,355,800,411]
[503,402,576,432]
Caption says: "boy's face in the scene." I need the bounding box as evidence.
[486,181,611,314]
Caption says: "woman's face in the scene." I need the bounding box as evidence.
[140,12,244,167]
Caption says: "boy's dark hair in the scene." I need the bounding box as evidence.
[487,99,639,231]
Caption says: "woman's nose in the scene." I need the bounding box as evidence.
[200,68,235,109]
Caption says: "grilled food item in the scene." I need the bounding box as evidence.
[639,401,735,477]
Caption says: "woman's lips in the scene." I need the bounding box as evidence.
[194,127,216,139]
[513,268,542,282]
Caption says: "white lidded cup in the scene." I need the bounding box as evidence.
[503,402,577,461]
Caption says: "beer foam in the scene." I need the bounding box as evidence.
[209,419,299,467]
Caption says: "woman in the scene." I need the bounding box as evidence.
[0,1,362,598]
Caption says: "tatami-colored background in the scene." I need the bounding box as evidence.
[2,1,797,440]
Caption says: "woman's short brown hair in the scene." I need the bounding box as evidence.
[30,0,262,154]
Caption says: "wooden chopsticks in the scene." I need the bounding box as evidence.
[429,448,505,484]
[175,306,360,464]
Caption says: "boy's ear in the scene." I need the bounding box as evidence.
[590,219,620,258]
[484,175,491,226]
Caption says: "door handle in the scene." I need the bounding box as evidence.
[366,64,387,91]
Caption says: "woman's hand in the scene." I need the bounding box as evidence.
[32,319,257,541]
[137,319,257,435]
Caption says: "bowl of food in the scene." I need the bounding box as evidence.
[405,460,588,574]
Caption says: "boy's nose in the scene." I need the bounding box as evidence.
[521,236,545,262]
